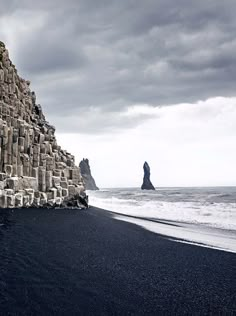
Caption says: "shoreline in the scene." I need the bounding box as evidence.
[103,208,236,254]
[0,206,235,315]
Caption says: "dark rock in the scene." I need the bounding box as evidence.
[141,162,155,190]
[78,194,89,209]
[62,193,89,209]
[79,158,99,190]
[31,194,89,210]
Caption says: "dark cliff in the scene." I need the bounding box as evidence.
[79,158,98,190]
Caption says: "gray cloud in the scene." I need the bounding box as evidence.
[1,0,236,133]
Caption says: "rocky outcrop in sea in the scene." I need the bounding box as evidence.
[79,158,98,190]
[141,161,155,190]
[0,41,86,208]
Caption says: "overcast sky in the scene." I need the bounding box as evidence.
[1,0,236,187]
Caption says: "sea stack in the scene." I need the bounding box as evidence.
[79,158,98,190]
[0,41,86,208]
[141,161,155,190]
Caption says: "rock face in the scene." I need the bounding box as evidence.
[141,161,155,190]
[0,41,86,208]
[79,158,98,190]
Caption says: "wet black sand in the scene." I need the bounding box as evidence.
[0,206,235,315]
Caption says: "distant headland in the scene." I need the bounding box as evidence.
[79,158,99,190]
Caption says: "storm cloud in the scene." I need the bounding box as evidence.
[1,0,236,133]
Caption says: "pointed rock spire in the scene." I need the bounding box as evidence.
[141,161,155,190]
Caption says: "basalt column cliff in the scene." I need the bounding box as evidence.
[0,42,85,208]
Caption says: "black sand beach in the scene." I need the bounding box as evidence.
[0,206,235,315]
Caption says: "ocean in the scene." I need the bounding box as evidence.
[88,187,236,252]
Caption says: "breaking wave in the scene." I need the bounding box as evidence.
[88,187,236,231]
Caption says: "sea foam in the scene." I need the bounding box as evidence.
[88,187,236,231]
